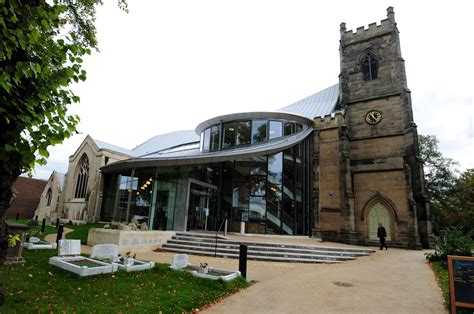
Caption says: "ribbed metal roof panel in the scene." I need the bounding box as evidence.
[132,130,200,156]
[276,84,339,119]
[93,138,137,157]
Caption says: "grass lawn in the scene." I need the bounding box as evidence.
[65,223,105,244]
[0,249,248,312]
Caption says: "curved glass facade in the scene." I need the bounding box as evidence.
[201,119,305,152]
[101,138,312,236]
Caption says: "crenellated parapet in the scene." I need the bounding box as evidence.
[340,7,397,47]
[314,111,346,130]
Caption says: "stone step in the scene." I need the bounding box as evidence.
[162,243,354,262]
[173,233,375,254]
[162,246,342,264]
[166,239,368,257]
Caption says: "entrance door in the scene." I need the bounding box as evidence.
[368,203,392,241]
[186,180,217,231]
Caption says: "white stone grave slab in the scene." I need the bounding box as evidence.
[58,239,81,256]
[91,244,119,262]
[28,237,41,243]
[171,254,188,269]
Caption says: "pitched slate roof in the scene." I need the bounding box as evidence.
[277,84,339,119]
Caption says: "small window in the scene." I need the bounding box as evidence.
[252,120,267,143]
[269,121,283,139]
[210,125,220,151]
[284,122,295,136]
[236,121,251,146]
[202,128,211,152]
[46,188,52,207]
[222,122,236,149]
[362,52,379,81]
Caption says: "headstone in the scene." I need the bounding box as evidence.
[140,222,148,231]
[103,224,110,229]
[28,237,41,243]
[130,217,139,225]
[128,223,138,231]
[118,224,132,231]
[171,254,188,269]
[91,244,119,262]
[58,239,81,256]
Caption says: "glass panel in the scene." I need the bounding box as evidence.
[284,122,295,136]
[232,181,250,208]
[236,121,251,146]
[252,120,267,143]
[281,199,295,235]
[268,152,283,184]
[295,123,303,133]
[250,156,267,176]
[203,128,211,152]
[250,176,266,196]
[249,196,266,221]
[222,122,236,149]
[210,125,220,151]
[222,161,234,195]
[283,148,295,199]
[269,121,283,139]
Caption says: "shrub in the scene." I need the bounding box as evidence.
[426,226,473,261]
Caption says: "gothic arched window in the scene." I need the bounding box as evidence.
[74,154,90,199]
[46,188,52,206]
[361,52,379,81]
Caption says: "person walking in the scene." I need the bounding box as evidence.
[377,223,388,250]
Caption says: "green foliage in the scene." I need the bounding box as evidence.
[7,234,20,247]
[0,249,249,312]
[426,227,472,261]
[430,261,450,307]
[65,223,104,244]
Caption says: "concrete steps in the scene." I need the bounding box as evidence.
[162,232,375,264]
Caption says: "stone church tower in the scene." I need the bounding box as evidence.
[313,7,431,248]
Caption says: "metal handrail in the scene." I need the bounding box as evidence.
[214,218,228,257]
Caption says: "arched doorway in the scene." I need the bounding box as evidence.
[368,203,392,241]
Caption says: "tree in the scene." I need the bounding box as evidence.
[0,0,127,263]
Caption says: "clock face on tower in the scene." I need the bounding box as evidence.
[365,110,382,125]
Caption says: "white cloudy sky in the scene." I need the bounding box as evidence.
[33,0,473,179]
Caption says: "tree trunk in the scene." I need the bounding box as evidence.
[0,174,16,264]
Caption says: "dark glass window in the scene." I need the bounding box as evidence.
[295,124,303,133]
[249,196,266,221]
[222,122,236,149]
[281,199,295,235]
[252,120,267,143]
[284,122,295,136]
[210,125,220,151]
[250,156,267,176]
[236,121,251,146]
[202,128,211,152]
[250,176,266,196]
[74,154,90,198]
[362,53,378,81]
[269,121,283,139]
[268,152,283,184]
[46,188,52,206]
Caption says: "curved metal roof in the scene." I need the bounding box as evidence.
[101,128,313,174]
[132,130,200,156]
[277,84,339,119]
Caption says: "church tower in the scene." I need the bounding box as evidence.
[314,7,431,248]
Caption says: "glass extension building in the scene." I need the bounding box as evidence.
[99,85,339,236]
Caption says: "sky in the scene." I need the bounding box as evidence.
[33,0,474,179]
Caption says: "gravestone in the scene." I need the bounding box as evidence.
[91,244,119,262]
[172,254,188,269]
[58,239,81,256]
[28,237,40,243]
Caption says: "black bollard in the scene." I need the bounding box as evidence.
[239,244,248,279]
[55,218,59,228]
[16,213,19,220]
[56,225,64,244]
[41,218,46,233]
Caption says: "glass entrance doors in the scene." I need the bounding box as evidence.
[186,179,218,231]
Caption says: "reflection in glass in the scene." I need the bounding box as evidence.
[249,196,266,221]
[268,152,283,184]
[203,128,211,152]
[284,122,295,136]
[252,120,267,143]
[223,122,236,149]
[236,121,251,146]
[210,125,220,151]
[269,121,283,139]
[250,176,266,196]
[296,123,303,133]
[250,156,267,176]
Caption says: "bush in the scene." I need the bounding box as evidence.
[426,226,473,261]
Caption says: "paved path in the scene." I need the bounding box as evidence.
[45,233,445,313]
